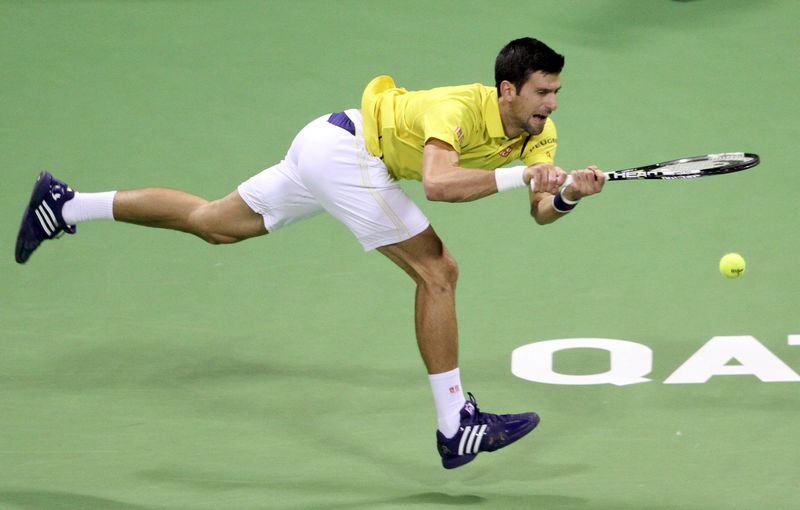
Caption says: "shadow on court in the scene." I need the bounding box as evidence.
[0,488,697,510]
[302,492,690,510]
[0,490,161,510]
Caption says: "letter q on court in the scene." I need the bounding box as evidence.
[511,338,653,386]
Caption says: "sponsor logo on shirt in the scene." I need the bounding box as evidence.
[454,127,465,146]
[531,137,556,150]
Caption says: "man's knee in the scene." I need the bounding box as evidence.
[199,231,242,245]
[186,206,230,244]
[419,251,459,292]
[377,226,460,291]
[189,196,266,245]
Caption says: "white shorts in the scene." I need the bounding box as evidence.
[238,109,430,251]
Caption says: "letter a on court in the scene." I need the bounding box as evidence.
[664,336,800,384]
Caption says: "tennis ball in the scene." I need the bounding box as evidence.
[719,253,746,279]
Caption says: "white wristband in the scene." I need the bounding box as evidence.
[494,166,526,192]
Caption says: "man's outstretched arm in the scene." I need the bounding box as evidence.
[421,139,566,203]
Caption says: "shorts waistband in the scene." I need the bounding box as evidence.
[327,111,355,136]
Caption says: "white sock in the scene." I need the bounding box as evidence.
[428,367,466,438]
[61,191,117,224]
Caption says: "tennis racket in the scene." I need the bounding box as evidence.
[512,152,761,188]
[560,152,760,187]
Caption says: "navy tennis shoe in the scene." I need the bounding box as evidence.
[15,171,76,264]
[436,393,540,469]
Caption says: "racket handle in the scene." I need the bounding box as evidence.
[525,172,573,190]
[499,165,575,190]
[534,172,609,190]
[505,166,605,190]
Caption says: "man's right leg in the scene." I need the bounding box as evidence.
[377,226,460,376]
[377,226,540,469]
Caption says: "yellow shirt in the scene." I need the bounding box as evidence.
[361,75,557,181]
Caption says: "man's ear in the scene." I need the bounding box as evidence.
[499,80,517,100]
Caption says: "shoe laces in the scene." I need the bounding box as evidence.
[465,392,501,424]
[48,182,77,235]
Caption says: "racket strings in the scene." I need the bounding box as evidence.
[624,155,756,178]
[657,160,731,175]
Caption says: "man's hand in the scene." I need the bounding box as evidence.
[562,166,605,201]
[528,164,606,225]
[524,163,567,194]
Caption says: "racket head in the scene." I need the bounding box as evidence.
[609,152,760,181]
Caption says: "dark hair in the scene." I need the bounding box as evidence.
[495,37,565,93]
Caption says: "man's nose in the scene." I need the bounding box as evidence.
[547,94,558,112]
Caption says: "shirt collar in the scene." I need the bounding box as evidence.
[484,87,508,139]
[484,86,528,143]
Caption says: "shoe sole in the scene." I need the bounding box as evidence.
[15,171,53,264]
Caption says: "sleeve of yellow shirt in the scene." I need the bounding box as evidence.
[418,100,480,155]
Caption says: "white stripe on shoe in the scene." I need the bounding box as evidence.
[472,424,487,454]
[40,201,58,227]
[465,426,478,454]
[35,207,53,235]
[457,424,488,456]
[457,426,471,456]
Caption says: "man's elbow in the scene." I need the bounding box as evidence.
[423,180,449,202]
[530,206,555,225]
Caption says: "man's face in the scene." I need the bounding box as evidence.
[500,71,561,138]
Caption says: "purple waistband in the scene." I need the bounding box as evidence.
[327,111,355,136]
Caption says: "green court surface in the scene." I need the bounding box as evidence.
[2,1,799,509]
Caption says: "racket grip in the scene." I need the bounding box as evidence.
[505,165,574,190]
[518,169,574,190]
[519,167,606,190]
[527,174,573,190]
[529,171,609,190]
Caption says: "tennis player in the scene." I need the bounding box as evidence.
[16,37,605,469]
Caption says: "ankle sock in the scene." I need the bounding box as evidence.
[428,368,466,438]
[61,191,117,224]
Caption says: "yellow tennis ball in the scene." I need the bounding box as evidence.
[719,253,746,279]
